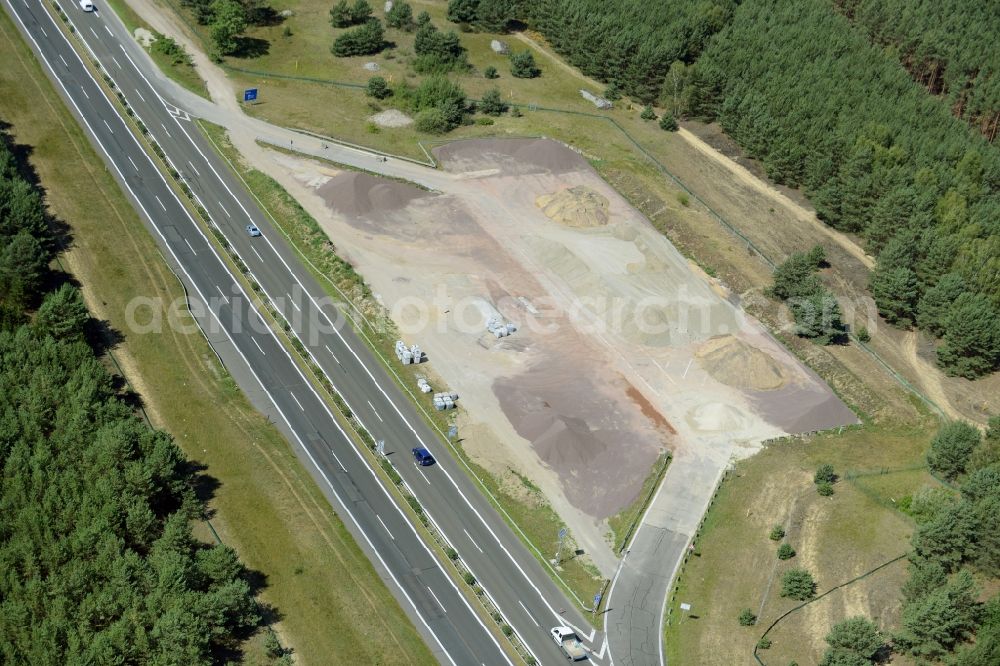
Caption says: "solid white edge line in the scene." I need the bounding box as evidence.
[14,11,481,663]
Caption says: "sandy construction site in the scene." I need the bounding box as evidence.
[270,138,856,572]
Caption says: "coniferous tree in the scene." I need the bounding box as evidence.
[896,571,982,659]
[820,617,884,666]
[329,0,352,28]
[331,18,384,56]
[927,421,981,481]
[509,50,540,78]
[479,87,507,116]
[936,293,1000,378]
[33,284,89,343]
[918,273,966,337]
[870,265,919,326]
[385,0,413,30]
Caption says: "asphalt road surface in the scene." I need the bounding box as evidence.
[4,1,607,664]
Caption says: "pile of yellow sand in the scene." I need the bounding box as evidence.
[695,335,790,391]
[535,186,609,227]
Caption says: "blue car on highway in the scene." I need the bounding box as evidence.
[412,447,435,466]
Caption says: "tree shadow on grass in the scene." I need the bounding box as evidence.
[232,36,270,59]
[0,121,73,248]
[188,460,222,515]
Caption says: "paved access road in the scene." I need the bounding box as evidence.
[5,1,605,664]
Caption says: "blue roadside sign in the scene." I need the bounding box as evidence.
[243,88,258,102]
[594,593,602,606]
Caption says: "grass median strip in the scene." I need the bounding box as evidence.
[0,9,435,664]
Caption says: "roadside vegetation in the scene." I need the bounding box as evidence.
[0,12,434,664]
[664,411,1000,665]
[104,0,208,97]
[0,100,259,666]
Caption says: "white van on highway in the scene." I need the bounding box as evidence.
[79,0,95,11]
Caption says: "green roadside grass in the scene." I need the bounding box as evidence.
[103,0,209,98]
[607,451,671,553]
[663,418,938,665]
[0,11,433,665]
[199,119,604,608]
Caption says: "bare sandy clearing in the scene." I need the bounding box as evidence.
[369,109,413,128]
[264,137,855,574]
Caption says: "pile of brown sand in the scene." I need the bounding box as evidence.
[535,186,609,227]
[317,171,426,217]
[695,335,790,391]
[434,138,587,175]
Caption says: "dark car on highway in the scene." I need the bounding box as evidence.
[412,447,435,466]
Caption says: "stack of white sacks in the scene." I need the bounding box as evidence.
[432,392,459,411]
[395,340,422,365]
[486,315,517,339]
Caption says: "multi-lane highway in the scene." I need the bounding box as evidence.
[4,0,606,663]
